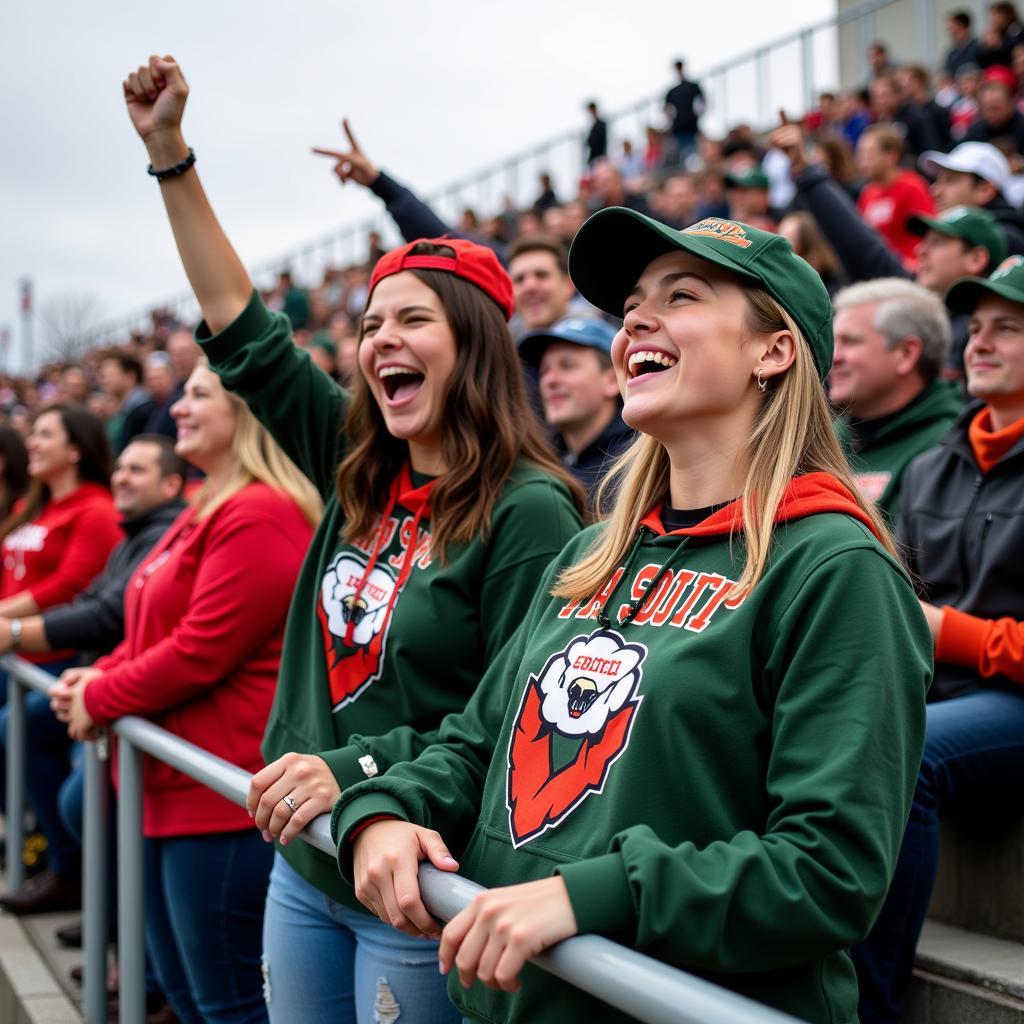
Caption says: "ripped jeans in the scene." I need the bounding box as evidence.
[262,853,460,1024]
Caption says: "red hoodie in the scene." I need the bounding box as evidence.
[84,482,314,838]
[1,482,121,663]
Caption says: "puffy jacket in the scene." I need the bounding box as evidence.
[898,401,1024,700]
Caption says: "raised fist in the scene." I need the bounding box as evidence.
[123,55,188,142]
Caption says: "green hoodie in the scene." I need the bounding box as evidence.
[198,291,583,905]
[334,474,931,1024]
[836,378,962,522]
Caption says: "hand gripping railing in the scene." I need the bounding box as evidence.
[2,655,800,1024]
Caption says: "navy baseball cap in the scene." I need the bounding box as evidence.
[518,316,618,367]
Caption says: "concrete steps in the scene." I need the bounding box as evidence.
[904,815,1024,1024]
[905,920,1024,1023]
[0,912,80,1023]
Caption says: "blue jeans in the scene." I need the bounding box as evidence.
[852,689,1024,1023]
[262,852,460,1024]
[145,830,273,1024]
[0,657,81,877]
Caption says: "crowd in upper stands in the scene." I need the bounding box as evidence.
[0,8,1023,1024]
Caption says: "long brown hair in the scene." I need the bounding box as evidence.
[337,242,585,560]
[0,404,112,546]
[554,288,898,601]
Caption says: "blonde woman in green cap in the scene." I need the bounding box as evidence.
[336,211,933,1024]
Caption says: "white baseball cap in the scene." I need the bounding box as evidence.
[918,142,1011,193]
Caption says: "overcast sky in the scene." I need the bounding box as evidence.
[1,0,835,370]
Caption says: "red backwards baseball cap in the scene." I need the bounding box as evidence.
[369,237,515,321]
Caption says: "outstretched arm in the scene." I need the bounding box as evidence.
[124,55,252,333]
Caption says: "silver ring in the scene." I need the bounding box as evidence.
[282,794,299,813]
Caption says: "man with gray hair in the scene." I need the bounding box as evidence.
[832,278,963,520]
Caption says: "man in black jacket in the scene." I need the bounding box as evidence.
[851,255,1024,1024]
[0,436,186,916]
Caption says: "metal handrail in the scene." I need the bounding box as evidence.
[86,0,902,344]
[2,653,801,1024]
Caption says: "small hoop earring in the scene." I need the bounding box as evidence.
[757,369,767,392]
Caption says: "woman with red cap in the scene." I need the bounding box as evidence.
[122,55,584,1023]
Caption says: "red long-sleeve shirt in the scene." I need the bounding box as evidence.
[84,482,314,837]
[858,170,935,270]
[1,482,121,662]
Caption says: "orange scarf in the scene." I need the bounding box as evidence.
[968,407,1024,474]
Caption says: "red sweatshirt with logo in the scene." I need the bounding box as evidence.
[1,482,121,663]
[83,482,314,837]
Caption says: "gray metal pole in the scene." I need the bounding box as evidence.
[4,676,25,891]
[756,51,770,130]
[83,736,111,1024]
[117,738,145,1024]
[859,11,873,85]
[418,866,799,1024]
[918,0,935,66]
[801,30,815,112]
[0,656,805,1024]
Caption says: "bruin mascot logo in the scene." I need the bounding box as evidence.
[506,629,646,847]
[318,553,397,711]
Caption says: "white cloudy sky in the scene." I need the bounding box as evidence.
[1,0,835,369]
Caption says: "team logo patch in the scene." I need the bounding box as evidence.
[506,629,646,847]
[992,254,1024,279]
[683,218,752,248]
[318,552,397,711]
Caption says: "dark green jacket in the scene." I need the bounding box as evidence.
[335,495,931,1024]
[837,378,962,522]
[198,292,583,905]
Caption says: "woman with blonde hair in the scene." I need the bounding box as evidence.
[338,210,934,1024]
[52,362,320,1024]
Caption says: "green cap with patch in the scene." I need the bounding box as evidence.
[907,205,1006,272]
[725,167,771,190]
[568,208,834,378]
[945,253,1024,314]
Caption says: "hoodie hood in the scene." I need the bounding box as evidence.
[639,471,879,539]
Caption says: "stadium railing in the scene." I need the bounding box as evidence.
[87,0,902,343]
[2,653,802,1024]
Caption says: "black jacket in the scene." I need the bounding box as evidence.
[556,409,634,511]
[41,499,186,658]
[368,171,506,263]
[898,402,1024,700]
[963,109,1024,154]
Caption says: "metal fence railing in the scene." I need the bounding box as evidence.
[86,0,903,345]
[2,654,801,1024]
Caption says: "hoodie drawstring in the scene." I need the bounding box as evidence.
[597,531,692,629]
[341,470,435,648]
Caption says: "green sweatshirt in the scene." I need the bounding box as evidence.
[198,291,583,904]
[837,378,962,522]
[334,474,931,1024]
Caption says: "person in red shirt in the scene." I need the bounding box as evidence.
[856,125,936,271]
[0,404,120,914]
[52,364,321,1024]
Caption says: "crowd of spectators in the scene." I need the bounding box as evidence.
[0,9,1022,1023]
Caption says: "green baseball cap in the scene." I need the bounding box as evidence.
[568,208,834,378]
[945,253,1024,314]
[907,205,1006,271]
[725,167,771,190]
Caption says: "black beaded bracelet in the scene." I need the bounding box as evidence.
[147,147,196,182]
